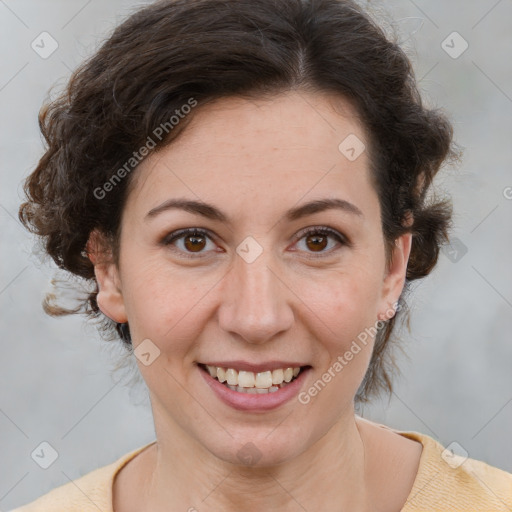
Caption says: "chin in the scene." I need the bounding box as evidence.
[202,428,309,468]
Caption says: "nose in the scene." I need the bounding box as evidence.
[217,246,295,345]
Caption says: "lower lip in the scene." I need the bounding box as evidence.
[198,364,312,412]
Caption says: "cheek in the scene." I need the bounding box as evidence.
[296,281,379,417]
[299,263,383,380]
[120,235,385,352]
[119,253,206,343]
[311,264,384,332]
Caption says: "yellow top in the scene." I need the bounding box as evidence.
[11,426,512,511]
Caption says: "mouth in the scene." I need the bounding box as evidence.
[197,363,312,395]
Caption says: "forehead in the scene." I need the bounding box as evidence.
[125,91,377,224]
[154,90,366,159]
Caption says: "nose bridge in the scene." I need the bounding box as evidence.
[217,242,294,344]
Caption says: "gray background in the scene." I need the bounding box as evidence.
[1,0,511,508]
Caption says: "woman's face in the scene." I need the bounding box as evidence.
[92,90,411,466]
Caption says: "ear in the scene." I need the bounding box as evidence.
[86,229,128,324]
[377,231,413,321]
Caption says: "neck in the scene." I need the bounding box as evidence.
[142,405,372,512]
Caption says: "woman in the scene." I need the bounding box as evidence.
[14,0,512,510]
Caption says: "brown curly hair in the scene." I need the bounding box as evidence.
[18,0,459,404]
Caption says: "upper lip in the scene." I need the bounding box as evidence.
[198,361,311,372]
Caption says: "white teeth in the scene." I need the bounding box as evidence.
[217,367,226,383]
[204,364,303,390]
[272,369,284,385]
[228,384,281,394]
[283,368,294,382]
[255,371,273,388]
[238,371,255,388]
[226,368,237,386]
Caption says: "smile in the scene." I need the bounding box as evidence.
[197,363,312,411]
[199,363,306,394]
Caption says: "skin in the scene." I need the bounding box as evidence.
[88,90,422,511]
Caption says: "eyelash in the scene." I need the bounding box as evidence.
[161,226,349,260]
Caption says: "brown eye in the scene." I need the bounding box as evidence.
[183,233,207,252]
[304,233,329,252]
[294,226,347,257]
[162,228,216,258]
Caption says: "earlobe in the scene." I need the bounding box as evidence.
[86,230,128,324]
[378,232,413,320]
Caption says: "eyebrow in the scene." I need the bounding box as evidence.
[144,197,364,224]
